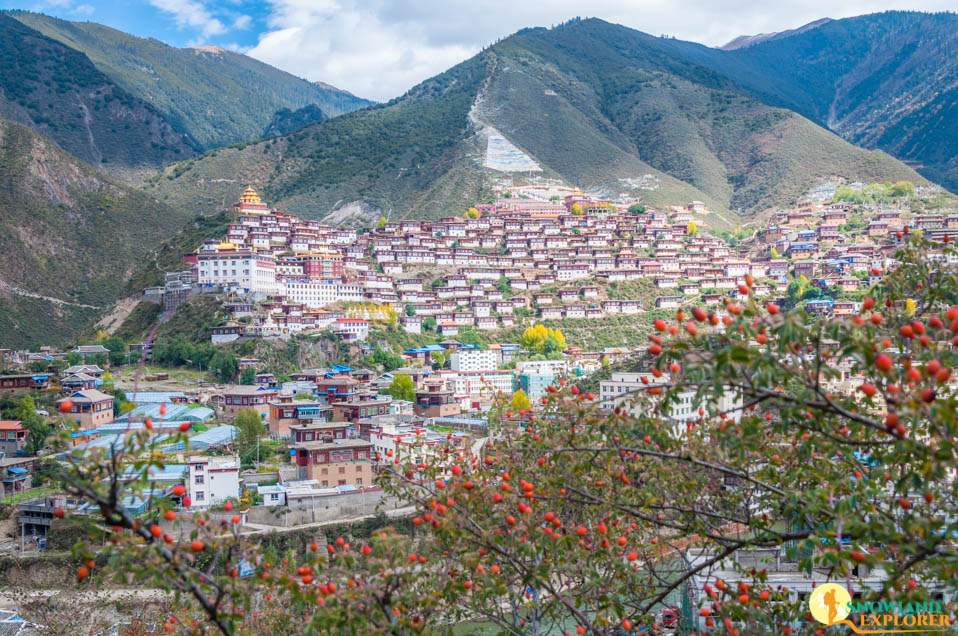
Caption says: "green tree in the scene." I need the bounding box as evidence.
[239,367,256,385]
[627,203,646,215]
[233,408,265,468]
[210,351,239,382]
[377,216,387,229]
[892,180,915,197]
[430,351,445,368]
[388,374,416,402]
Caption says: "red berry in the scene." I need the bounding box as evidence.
[875,354,893,373]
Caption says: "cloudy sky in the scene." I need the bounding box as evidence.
[5,0,956,100]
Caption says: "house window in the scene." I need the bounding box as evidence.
[195,476,204,484]
[196,491,205,501]
[339,467,346,474]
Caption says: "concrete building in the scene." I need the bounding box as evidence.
[217,386,279,420]
[449,349,497,372]
[519,372,556,401]
[267,399,332,439]
[414,378,460,418]
[188,456,240,508]
[289,422,373,487]
[599,372,741,431]
[196,245,280,295]
[0,421,26,455]
[56,389,114,431]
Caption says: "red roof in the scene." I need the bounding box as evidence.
[0,420,23,431]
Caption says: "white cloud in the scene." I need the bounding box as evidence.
[149,0,226,39]
[72,3,94,15]
[232,14,252,30]
[246,0,958,102]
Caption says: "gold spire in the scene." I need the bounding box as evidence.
[239,185,261,204]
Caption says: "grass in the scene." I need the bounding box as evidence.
[1,486,56,504]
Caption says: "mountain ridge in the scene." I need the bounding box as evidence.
[664,11,958,191]
[0,13,195,171]
[720,18,833,50]
[7,11,374,151]
[147,17,928,224]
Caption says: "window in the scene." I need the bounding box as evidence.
[355,465,362,472]
[195,476,204,484]
[196,491,205,501]
[339,467,346,474]
[195,464,204,471]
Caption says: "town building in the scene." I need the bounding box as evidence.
[187,456,241,508]
[56,390,114,430]
[289,422,373,487]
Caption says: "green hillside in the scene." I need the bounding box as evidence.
[0,13,194,170]
[264,104,328,137]
[10,11,374,150]
[148,18,927,223]
[0,117,191,348]
[663,11,958,191]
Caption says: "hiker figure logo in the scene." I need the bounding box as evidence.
[808,582,950,633]
[810,583,851,625]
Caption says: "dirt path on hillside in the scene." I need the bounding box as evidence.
[0,278,101,309]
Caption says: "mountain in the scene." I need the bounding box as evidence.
[147,17,926,224]
[0,116,191,348]
[0,13,195,171]
[670,11,958,191]
[720,19,833,50]
[9,11,374,151]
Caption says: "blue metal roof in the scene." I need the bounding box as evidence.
[162,425,237,451]
[126,391,187,403]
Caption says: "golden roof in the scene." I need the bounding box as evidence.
[217,241,237,250]
[239,185,261,204]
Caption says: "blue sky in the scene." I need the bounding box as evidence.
[3,1,272,49]
[3,1,956,101]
